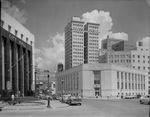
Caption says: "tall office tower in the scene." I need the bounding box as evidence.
[84,23,99,63]
[0,9,35,96]
[65,17,84,70]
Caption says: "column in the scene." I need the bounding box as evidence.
[0,35,3,93]
[29,50,32,91]
[13,43,18,96]
[24,48,29,96]
[21,47,24,96]
[6,38,10,92]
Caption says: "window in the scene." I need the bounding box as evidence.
[21,34,23,39]
[8,25,11,32]
[26,38,28,43]
[30,41,33,45]
[117,82,119,89]
[15,30,18,36]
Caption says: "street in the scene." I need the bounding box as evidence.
[0,99,149,117]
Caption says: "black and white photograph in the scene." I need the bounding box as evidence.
[0,0,150,117]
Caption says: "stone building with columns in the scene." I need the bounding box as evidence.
[56,63,148,98]
[0,9,35,96]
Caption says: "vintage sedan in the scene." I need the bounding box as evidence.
[139,95,150,105]
[67,96,82,106]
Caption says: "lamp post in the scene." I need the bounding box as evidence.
[47,75,51,108]
[61,79,64,102]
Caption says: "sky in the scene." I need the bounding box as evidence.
[1,0,150,71]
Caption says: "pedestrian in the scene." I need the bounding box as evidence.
[11,94,14,101]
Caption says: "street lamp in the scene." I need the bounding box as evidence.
[61,79,64,102]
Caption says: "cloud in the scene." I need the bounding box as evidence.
[82,10,113,40]
[109,32,128,40]
[140,37,150,48]
[147,0,150,7]
[35,33,65,71]
[1,0,28,24]
[20,0,26,4]
[82,10,128,48]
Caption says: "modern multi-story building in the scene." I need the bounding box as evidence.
[65,16,100,70]
[99,39,150,92]
[0,9,35,96]
[56,63,148,97]
[84,22,99,64]
[65,17,84,70]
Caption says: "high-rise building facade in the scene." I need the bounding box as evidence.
[84,23,99,64]
[0,9,35,96]
[65,17,84,70]
[65,17,100,70]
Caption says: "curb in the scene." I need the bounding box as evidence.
[1,104,69,111]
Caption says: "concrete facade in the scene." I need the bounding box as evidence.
[56,63,148,97]
[0,9,35,96]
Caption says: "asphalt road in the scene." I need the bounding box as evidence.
[0,99,149,117]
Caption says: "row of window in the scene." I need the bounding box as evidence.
[117,82,145,90]
[73,41,83,44]
[133,55,150,59]
[89,26,99,29]
[109,59,131,63]
[73,55,83,58]
[89,43,98,46]
[88,33,99,36]
[1,20,33,46]
[132,60,150,63]
[72,44,83,47]
[73,59,83,61]
[109,54,131,59]
[72,23,83,27]
[73,30,84,34]
[73,34,84,37]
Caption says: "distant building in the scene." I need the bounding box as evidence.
[112,40,136,51]
[99,39,150,92]
[0,9,35,96]
[57,63,64,72]
[56,63,148,97]
[101,38,122,50]
[35,69,56,95]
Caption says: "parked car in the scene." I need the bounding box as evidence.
[139,95,150,105]
[67,96,82,106]
[63,94,71,103]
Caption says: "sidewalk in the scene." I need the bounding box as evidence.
[1,100,69,111]
[83,96,121,100]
